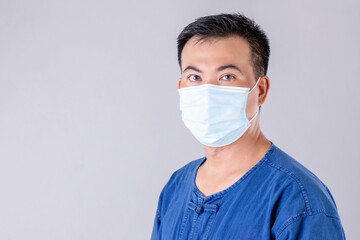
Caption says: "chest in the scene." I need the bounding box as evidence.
[159,187,276,240]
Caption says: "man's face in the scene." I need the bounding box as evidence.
[178,35,260,120]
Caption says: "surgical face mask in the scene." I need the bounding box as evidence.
[178,77,261,147]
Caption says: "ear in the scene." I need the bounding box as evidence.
[177,78,182,89]
[258,76,270,106]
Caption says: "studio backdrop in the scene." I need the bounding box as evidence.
[0,0,359,239]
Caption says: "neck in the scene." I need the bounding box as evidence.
[202,120,271,174]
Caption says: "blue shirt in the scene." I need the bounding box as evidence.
[151,142,346,239]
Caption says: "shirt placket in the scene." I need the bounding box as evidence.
[186,197,219,240]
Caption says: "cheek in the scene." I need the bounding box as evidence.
[245,91,258,112]
[179,78,189,88]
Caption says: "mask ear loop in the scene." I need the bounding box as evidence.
[248,76,262,122]
[248,77,261,94]
[249,108,259,122]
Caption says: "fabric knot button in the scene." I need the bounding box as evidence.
[195,206,203,214]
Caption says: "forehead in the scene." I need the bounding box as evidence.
[181,35,252,70]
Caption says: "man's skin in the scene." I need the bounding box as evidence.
[177,35,272,197]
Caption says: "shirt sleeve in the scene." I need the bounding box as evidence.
[276,211,346,240]
[151,189,164,240]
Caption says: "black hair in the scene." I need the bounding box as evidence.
[177,13,270,80]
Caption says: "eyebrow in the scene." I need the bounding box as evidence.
[216,64,242,73]
[182,66,203,73]
[182,64,242,74]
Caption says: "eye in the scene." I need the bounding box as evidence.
[220,74,235,81]
[188,74,201,82]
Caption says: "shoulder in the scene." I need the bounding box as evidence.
[159,157,204,201]
[165,157,204,188]
[263,143,344,238]
[264,143,339,216]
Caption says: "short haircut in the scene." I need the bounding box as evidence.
[177,13,270,80]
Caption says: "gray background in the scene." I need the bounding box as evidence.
[0,0,359,239]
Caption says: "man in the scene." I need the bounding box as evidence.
[151,13,345,239]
